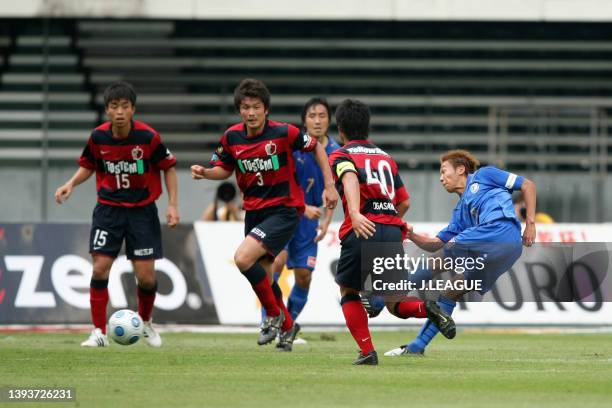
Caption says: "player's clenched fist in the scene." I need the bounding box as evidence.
[191,165,207,180]
[55,183,73,204]
[166,205,180,227]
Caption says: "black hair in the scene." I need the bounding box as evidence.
[103,81,137,107]
[301,97,331,127]
[233,78,270,111]
[216,182,237,203]
[334,99,370,140]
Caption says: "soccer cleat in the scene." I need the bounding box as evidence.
[276,322,301,352]
[81,328,109,347]
[361,294,385,318]
[424,300,456,339]
[257,313,284,345]
[384,344,425,357]
[143,321,163,348]
[352,350,379,365]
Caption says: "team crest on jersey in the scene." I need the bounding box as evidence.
[265,141,277,156]
[132,146,144,160]
[470,183,479,193]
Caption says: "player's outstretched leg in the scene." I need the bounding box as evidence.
[385,297,457,357]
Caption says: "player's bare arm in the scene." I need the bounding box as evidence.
[303,205,322,220]
[406,224,445,252]
[315,206,334,242]
[313,142,339,209]
[396,199,410,218]
[191,165,232,180]
[54,167,94,204]
[520,178,537,246]
[163,167,180,227]
[342,171,375,239]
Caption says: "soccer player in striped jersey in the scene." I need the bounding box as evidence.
[55,81,180,348]
[191,79,338,350]
[329,99,455,365]
[383,150,536,357]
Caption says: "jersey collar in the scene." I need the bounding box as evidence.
[344,139,369,146]
[243,119,269,138]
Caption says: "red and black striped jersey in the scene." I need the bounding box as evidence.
[210,120,317,211]
[329,140,409,240]
[78,121,176,207]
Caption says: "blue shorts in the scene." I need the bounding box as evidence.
[286,216,318,271]
[445,219,523,294]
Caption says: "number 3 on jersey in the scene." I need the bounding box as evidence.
[256,172,264,186]
[365,159,395,200]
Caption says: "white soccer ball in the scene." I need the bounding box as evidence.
[108,309,144,346]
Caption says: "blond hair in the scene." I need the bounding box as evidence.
[440,149,480,174]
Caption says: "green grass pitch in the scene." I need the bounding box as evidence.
[1,330,611,408]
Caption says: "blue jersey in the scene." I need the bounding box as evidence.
[293,136,341,207]
[437,166,524,243]
[286,136,340,270]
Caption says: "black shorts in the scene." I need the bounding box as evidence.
[244,206,299,258]
[90,202,162,260]
[336,223,403,291]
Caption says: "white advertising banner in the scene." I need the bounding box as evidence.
[195,221,612,325]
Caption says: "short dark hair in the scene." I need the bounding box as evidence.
[233,78,270,111]
[301,97,331,126]
[335,99,370,140]
[216,182,237,203]
[103,81,137,107]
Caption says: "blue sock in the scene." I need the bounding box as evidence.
[287,285,309,321]
[407,297,456,352]
[261,272,281,322]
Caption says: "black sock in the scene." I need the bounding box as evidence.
[241,263,267,286]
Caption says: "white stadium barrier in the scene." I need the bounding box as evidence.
[196,222,612,326]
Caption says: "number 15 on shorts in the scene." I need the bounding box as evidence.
[93,229,108,249]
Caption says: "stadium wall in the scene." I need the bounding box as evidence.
[5,0,612,21]
[1,222,611,326]
[2,169,611,223]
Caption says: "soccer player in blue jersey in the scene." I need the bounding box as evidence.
[379,149,537,356]
[267,97,340,344]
